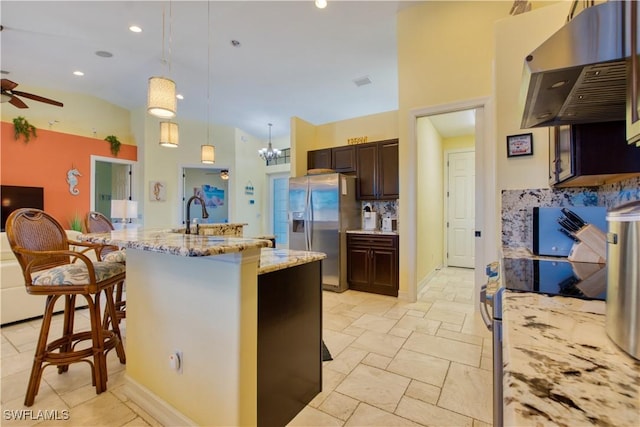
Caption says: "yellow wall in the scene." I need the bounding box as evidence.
[495,1,570,191]
[397,1,510,297]
[416,117,444,285]
[0,84,134,145]
[443,134,475,151]
[290,116,318,178]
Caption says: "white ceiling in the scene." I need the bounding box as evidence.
[0,1,471,141]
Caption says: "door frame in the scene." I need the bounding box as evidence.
[405,97,497,307]
[267,171,290,248]
[90,155,137,211]
[179,163,232,225]
[444,148,475,268]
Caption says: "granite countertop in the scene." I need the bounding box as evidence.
[503,291,640,427]
[80,228,269,257]
[258,248,326,275]
[346,229,398,235]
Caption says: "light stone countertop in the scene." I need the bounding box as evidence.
[80,228,269,257]
[258,248,326,275]
[346,229,398,235]
[502,291,640,427]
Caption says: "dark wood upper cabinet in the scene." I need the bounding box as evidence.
[549,121,640,187]
[307,148,331,170]
[331,146,356,173]
[356,139,399,200]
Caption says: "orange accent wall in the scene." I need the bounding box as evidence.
[1,121,137,228]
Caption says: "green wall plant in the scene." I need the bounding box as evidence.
[105,135,121,156]
[69,212,83,232]
[13,116,37,143]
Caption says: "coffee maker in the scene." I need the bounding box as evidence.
[362,203,377,230]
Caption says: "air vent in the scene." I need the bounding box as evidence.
[353,76,372,87]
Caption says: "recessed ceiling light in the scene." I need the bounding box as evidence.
[353,76,372,87]
[129,25,142,33]
[176,94,184,100]
[73,71,84,76]
[315,0,328,9]
[95,50,113,58]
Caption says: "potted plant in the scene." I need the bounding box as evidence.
[105,135,121,156]
[13,116,37,143]
[69,212,83,232]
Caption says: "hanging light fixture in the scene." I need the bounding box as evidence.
[258,123,281,161]
[148,3,177,119]
[201,1,216,164]
[159,121,179,147]
[201,145,215,164]
[220,169,229,180]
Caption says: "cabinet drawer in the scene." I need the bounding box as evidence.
[347,234,397,248]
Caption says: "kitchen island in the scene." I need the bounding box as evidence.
[80,229,325,426]
[502,291,640,426]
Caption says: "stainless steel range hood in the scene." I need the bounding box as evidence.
[520,1,628,129]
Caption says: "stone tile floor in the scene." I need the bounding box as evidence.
[1,267,493,426]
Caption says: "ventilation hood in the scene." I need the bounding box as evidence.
[520,1,629,129]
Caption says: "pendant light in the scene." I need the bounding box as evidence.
[159,121,179,147]
[148,3,177,119]
[201,1,215,163]
[258,123,281,161]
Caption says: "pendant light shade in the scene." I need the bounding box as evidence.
[201,145,215,164]
[148,76,177,118]
[159,121,179,147]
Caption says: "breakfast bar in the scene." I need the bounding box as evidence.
[81,229,326,426]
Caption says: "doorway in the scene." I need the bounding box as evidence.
[182,167,229,225]
[90,155,135,218]
[268,172,290,248]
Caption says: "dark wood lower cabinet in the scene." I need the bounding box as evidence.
[257,260,322,427]
[347,234,398,296]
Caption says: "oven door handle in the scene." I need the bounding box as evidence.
[480,284,493,331]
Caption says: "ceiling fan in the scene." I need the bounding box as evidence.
[1,79,63,109]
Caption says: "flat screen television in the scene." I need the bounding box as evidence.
[1,185,44,232]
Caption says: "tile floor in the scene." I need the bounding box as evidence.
[1,267,493,426]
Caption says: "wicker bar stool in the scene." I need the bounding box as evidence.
[84,211,126,326]
[6,208,126,406]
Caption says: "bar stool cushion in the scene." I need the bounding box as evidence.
[103,249,126,264]
[31,262,125,286]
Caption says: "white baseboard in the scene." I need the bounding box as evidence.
[123,375,197,427]
[416,265,443,297]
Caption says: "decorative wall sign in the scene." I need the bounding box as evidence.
[66,167,81,195]
[347,136,368,145]
[150,180,166,201]
[507,133,533,157]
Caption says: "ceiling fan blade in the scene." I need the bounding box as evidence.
[9,96,28,108]
[1,79,18,91]
[12,90,63,107]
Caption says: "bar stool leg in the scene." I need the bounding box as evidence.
[86,293,108,394]
[25,295,59,407]
[58,295,76,374]
[104,286,126,364]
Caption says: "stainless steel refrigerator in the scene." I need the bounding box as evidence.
[289,173,360,292]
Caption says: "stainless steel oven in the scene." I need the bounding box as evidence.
[480,264,504,427]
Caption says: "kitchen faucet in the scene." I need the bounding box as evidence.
[185,196,209,235]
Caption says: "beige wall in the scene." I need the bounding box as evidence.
[397,1,510,298]
[290,116,318,178]
[1,84,134,145]
[416,117,444,286]
[443,135,475,151]
[495,1,570,191]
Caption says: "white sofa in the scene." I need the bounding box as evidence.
[1,231,97,325]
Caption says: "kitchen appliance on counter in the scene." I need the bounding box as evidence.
[289,173,360,292]
[532,206,607,259]
[605,201,640,360]
[362,203,377,231]
[381,217,396,232]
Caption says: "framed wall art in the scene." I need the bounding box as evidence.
[149,180,166,201]
[507,133,533,157]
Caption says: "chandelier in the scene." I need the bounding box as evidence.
[258,123,281,161]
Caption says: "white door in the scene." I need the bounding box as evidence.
[447,150,475,268]
[269,172,290,248]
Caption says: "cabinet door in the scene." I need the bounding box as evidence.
[356,144,377,200]
[347,246,370,289]
[369,248,398,297]
[377,140,399,199]
[332,146,356,173]
[307,149,332,170]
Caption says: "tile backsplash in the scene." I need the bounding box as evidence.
[502,176,640,248]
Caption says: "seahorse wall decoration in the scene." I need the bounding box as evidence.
[66,167,82,195]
